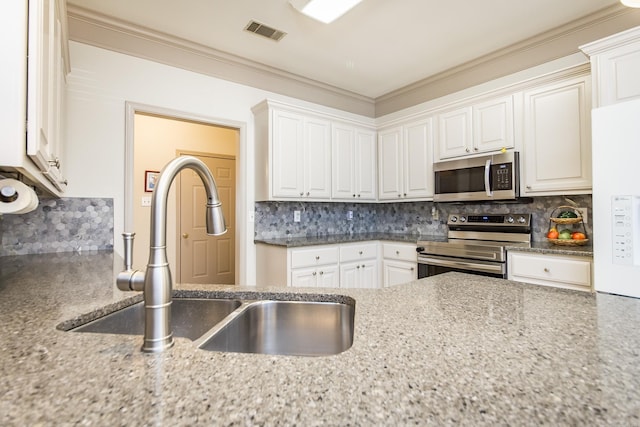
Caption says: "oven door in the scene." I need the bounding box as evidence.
[417,254,507,279]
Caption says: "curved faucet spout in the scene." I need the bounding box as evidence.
[142,155,227,353]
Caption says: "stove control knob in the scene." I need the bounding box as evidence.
[450,216,457,222]
[460,216,467,222]
[517,216,527,224]
[506,216,515,223]
[416,246,425,253]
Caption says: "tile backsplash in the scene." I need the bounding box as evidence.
[0,194,592,256]
[0,198,114,256]
[255,195,593,242]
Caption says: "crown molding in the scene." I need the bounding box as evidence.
[66,5,376,117]
[375,4,640,116]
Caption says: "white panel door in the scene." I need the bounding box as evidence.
[378,127,403,200]
[473,95,514,153]
[437,107,472,160]
[331,123,355,200]
[404,119,433,199]
[354,128,377,200]
[303,116,331,198]
[272,109,304,197]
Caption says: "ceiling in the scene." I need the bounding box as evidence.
[67,0,622,100]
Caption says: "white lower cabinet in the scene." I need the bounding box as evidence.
[339,242,379,288]
[257,241,414,288]
[507,251,593,292]
[382,242,417,287]
[290,245,340,288]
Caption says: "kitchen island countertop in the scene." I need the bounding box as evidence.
[0,251,636,425]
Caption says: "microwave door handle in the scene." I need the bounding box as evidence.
[484,159,493,197]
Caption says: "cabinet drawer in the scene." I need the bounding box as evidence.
[290,246,339,268]
[340,242,378,262]
[383,242,417,262]
[508,252,592,290]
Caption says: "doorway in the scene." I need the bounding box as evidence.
[127,105,241,285]
[177,151,236,284]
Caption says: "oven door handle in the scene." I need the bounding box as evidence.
[419,256,504,275]
[484,159,493,197]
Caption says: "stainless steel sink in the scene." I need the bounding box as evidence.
[197,300,355,356]
[72,298,242,340]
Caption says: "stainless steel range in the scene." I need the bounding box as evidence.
[416,213,532,279]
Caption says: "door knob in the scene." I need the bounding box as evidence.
[182,233,189,239]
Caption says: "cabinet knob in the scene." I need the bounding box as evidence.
[544,268,550,273]
[526,185,532,190]
[182,233,189,239]
[357,194,361,198]
[411,267,415,271]
[359,251,363,255]
[313,271,317,276]
[300,192,304,196]
[361,264,365,268]
[315,256,320,260]
[396,250,400,255]
[403,193,407,197]
[473,147,479,151]
[353,194,356,197]
[465,148,470,153]
[398,194,401,198]
[49,157,61,169]
[306,192,310,196]
[357,265,360,269]
[319,271,324,275]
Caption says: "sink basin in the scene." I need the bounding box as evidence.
[197,300,355,356]
[71,298,242,340]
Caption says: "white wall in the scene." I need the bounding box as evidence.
[64,41,292,285]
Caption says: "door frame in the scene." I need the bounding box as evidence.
[124,101,246,285]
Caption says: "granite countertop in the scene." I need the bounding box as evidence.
[1,251,637,425]
[254,232,441,247]
[255,233,593,257]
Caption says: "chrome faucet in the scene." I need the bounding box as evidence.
[117,156,227,353]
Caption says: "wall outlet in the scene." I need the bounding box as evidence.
[294,210,301,222]
[141,196,152,207]
[576,207,588,224]
[347,210,353,221]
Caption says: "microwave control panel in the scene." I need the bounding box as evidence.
[492,163,512,190]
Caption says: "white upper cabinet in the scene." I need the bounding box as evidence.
[437,107,472,159]
[254,101,332,201]
[1,0,69,195]
[581,26,640,108]
[436,95,515,161]
[521,75,592,195]
[332,122,377,201]
[378,118,433,201]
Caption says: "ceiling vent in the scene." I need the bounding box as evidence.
[244,20,287,42]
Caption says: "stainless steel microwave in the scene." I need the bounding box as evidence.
[433,151,520,202]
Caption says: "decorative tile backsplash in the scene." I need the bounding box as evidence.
[255,195,593,242]
[0,194,592,256]
[0,198,114,256]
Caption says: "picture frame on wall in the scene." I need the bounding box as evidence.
[144,170,159,192]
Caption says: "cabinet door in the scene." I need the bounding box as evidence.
[378,127,403,200]
[339,263,359,288]
[272,109,305,198]
[27,0,67,191]
[331,123,356,200]
[358,260,379,289]
[522,77,592,195]
[303,116,331,198]
[383,260,417,287]
[354,128,377,200]
[404,119,433,199]
[473,95,514,153]
[437,107,472,160]
[317,264,339,288]
[291,267,319,287]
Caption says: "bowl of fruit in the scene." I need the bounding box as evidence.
[547,206,588,246]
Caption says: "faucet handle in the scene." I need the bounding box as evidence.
[122,232,136,271]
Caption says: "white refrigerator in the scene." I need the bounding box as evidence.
[592,98,640,298]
